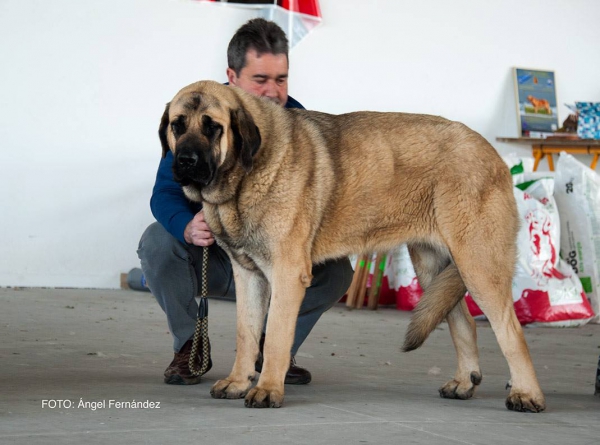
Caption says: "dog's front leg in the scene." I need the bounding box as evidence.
[244,255,313,408]
[210,262,269,400]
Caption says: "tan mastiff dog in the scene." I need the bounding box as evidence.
[159,80,546,412]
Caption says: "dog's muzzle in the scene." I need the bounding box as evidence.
[172,143,215,187]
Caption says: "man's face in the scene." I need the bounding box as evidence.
[227,49,289,107]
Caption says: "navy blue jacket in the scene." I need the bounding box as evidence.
[150,94,304,244]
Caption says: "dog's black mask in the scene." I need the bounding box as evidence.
[170,115,222,188]
[158,101,261,191]
[172,134,216,187]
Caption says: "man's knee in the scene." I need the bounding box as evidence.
[139,223,181,259]
[308,257,354,305]
[138,222,190,277]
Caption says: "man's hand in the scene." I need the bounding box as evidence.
[184,211,215,247]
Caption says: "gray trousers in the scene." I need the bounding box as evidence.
[138,222,353,355]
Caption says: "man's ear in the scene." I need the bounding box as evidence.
[158,103,171,158]
[226,67,237,85]
[230,107,261,173]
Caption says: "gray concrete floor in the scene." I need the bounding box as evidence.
[1,287,599,445]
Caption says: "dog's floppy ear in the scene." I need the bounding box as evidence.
[158,102,171,159]
[230,107,261,173]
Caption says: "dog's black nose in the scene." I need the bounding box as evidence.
[177,152,199,168]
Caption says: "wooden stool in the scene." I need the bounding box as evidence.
[532,145,589,171]
[590,147,600,171]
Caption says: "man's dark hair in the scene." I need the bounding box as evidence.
[227,18,289,76]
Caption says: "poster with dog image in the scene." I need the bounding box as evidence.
[513,67,559,138]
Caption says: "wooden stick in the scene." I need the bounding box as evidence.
[345,254,367,308]
[367,253,386,310]
[355,254,372,309]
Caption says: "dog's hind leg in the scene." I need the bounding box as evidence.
[460,268,544,411]
[439,299,482,400]
[405,244,481,400]
[450,213,546,412]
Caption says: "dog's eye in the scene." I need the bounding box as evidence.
[171,117,186,137]
[202,115,222,139]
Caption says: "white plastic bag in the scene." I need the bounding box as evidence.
[512,175,593,326]
[554,153,600,322]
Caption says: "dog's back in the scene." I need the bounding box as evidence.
[289,109,516,264]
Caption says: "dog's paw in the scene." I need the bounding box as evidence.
[439,371,482,400]
[505,391,546,413]
[210,378,251,400]
[244,386,284,408]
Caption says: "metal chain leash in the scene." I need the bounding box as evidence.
[189,246,210,376]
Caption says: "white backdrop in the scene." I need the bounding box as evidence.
[1,0,599,288]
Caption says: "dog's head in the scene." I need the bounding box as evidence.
[159,81,261,202]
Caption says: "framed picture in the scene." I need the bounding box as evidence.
[513,67,559,138]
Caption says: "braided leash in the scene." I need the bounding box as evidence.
[189,246,210,376]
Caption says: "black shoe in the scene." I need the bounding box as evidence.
[163,339,212,385]
[254,335,312,385]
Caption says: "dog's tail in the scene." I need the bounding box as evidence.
[402,264,467,352]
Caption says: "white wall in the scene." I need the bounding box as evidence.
[1,0,599,288]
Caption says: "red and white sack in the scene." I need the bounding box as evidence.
[385,245,422,311]
[554,153,600,323]
[511,174,594,326]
